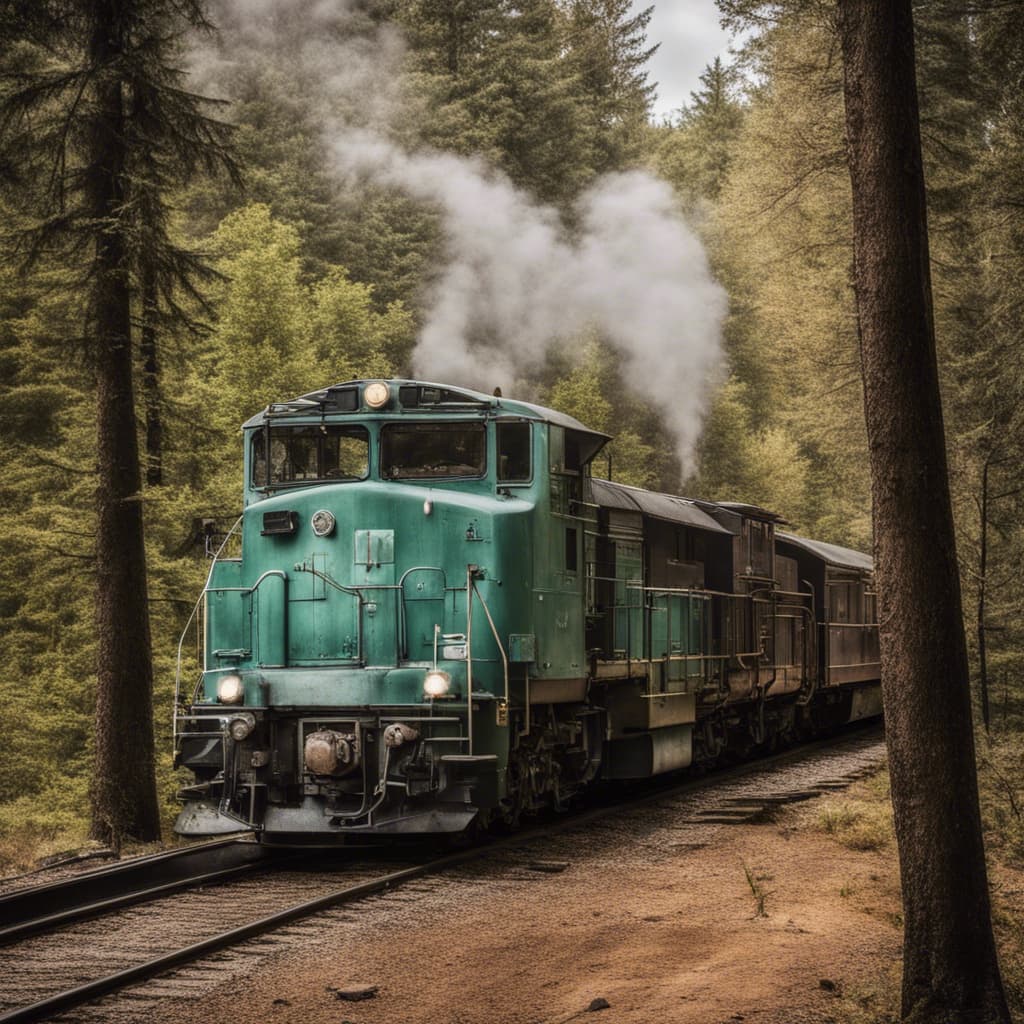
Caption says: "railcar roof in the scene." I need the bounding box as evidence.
[592,478,732,534]
[713,500,787,523]
[776,531,874,573]
[241,379,610,441]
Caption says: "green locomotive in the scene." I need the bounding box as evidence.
[173,379,881,843]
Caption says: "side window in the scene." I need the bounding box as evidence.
[748,521,772,577]
[497,421,531,481]
[252,430,267,486]
[565,527,578,572]
[830,583,849,623]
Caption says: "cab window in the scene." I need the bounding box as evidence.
[252,425,369,486]
[381,422,486,479]
[497,421,531,481]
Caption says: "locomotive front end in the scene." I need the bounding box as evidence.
[173,380,544,843]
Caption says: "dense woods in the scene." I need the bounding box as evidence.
[1,0,1023,1011]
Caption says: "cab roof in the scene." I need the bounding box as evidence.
[241,378,610,444]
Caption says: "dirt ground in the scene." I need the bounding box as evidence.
[150,807,906,1024]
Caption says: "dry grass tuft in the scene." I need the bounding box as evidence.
[816,800,893,851]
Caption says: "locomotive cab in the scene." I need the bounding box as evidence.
[173,379,609,842]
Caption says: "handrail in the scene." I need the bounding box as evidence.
[179,569,289,715]
[173,515,243,747]
[469,578,510,709]
[465,566,474,756]
[172,592,206,750]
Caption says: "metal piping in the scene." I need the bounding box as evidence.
[465,566,474,757]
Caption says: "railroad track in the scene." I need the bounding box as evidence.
[0,725,885,1024]
[0,837,278,945]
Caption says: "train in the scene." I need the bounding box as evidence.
[173,378,881,843]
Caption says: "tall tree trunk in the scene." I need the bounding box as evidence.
[87,0,161,846]
[140,261,163,488]
[978,456,990,733]
[836,3,1008,1021]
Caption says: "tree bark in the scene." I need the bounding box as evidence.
[86,0,161,846]
[978,457,990,733]
[836,3,1008,1021]
[140,260,163,488]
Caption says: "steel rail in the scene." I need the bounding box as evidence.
[0,845,490,1024]
[0,837,274,946]
[0,722,884,1024]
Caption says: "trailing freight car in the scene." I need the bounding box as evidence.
[173,379,880,843]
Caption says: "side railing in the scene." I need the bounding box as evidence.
[587,572,817,705]
[173,516,242,750]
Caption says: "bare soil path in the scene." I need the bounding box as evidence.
[31,735,913,1024]
[146,816,902,1024]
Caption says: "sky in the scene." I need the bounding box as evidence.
[632,0,736,121]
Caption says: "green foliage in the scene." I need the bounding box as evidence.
[562,0,658,175]
[543,339,669,490]
[652,58,745,204]
[0,253,97,815]
[401,0,593,203]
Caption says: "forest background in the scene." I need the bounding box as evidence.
[0,0,1022,922]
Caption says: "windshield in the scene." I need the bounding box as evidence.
[381,422,486,479]
[252,425,369,486]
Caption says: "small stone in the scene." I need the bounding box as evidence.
[819,978,840,993]
[528,860,569,873]
[272,998,291,1006]
[334,985,379,1002]
[587,997,610,1012]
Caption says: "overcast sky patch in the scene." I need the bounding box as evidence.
[633,0,735,121]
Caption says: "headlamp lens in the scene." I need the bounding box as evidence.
[424,669,451,698]
[217,673,244,704]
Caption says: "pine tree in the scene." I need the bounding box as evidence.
[401,0,593,203]
[0,0,235,845]
[562,0,658,174]
[654,57,744,202]
[836,2,1011,1018]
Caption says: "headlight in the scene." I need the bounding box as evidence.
[424,669,451,698]
[228,713,255,741]
[364,381,390,409]
[311,509,336,537]
[217,673,244,704]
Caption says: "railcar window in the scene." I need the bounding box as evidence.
[748,520,772,577]
[252,425,369,486]
[381,422,486,479]
[497,421,531,481]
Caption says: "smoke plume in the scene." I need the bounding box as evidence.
[195,1,727,470]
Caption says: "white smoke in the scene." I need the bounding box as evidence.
[334,134,726,466]
[194,1,727,470]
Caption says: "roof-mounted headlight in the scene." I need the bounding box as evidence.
[217,673,244,705]
[364,381,390,409]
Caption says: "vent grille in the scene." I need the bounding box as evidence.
[261,510,298,536]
